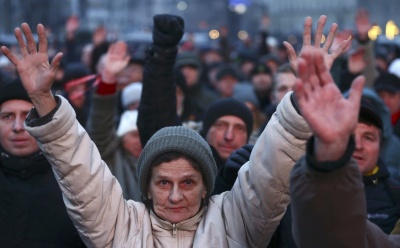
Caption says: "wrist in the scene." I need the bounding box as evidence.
[100,70,117,84]
[314,135,350,162]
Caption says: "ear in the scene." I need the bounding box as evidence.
[148,192,152,200]
[201,189,207,199]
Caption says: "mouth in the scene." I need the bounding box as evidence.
[352,154,364,163]
[168,207,185,212]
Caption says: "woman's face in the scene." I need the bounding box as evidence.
[147,157,207,223]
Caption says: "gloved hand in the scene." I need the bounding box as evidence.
[152,14,184,48]
[222,144,254,186]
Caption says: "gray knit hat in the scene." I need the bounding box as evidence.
[137,126,217,199]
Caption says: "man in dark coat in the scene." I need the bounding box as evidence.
[0,79,85,247]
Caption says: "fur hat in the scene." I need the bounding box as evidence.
[0,78,31,105]
[117,110,138,137]
[137,126,217,199]
[201,98,253,140]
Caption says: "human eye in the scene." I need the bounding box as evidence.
[0,113,12,121]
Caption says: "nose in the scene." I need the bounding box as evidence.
[13,116,25,132]
[169,185,183,203]
[224,126,234,141]
[354,134,363,150]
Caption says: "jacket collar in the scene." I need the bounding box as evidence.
[0,146,50,179]
[150,206,205,235]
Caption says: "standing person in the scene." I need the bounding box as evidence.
[86,41,143,201]
[175,51,219,110]
[374,72,400,139]
[3,20,311,247]
[0,79,85,247]
[290,47,400,248]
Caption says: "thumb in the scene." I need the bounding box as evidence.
[348,75,365,107]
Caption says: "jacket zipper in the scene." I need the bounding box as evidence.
[172,223,177,238]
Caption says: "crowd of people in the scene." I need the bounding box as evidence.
[0,7,400,248]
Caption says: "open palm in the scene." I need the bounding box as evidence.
[284,15,350,72]
[1,23,62,97]
[294,47,364,144]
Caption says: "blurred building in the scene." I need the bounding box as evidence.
[0,0,400,47]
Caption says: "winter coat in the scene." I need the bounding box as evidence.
[24,92,310,248]
[0,147,85,247]
[290,137,400,248]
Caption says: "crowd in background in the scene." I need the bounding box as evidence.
[1,7,400,247]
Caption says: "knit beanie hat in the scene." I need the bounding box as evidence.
[116,110,138,137]
[201,98,253,141]
[0,78,31,105]
[122,82,142,109]
[137,126,217,199]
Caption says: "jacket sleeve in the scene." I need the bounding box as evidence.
[220,92,312,247]
[137,46,181,147]
[86,92,120,159]
[290,136,400,248]
[25,96,148,247]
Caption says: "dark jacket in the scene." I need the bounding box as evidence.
[0,147,85,247]
[290,137,400,248]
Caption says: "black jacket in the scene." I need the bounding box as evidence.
[0,147,85,248]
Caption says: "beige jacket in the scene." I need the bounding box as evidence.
[25,93,311,248]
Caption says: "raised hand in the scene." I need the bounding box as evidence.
[283,15,351,72]
[1,23,63,116]
[355,9,372,41]
[152,14,184,48]
[294,47,364,161]
[100,41,130,83]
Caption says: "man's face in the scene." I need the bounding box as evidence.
[271,72,296,104]
[121,130,142,158]
[352,122,380,174]
[0,100,39,157]
[252,73,273,92]
[377,90,400,115]
[216,75,237,98]
[148,157,206,223]
[180,65,199,87]
[118,64,144,90]
[206,115,247,161]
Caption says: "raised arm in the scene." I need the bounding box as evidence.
[87,41,130,157]
[137,14,184,146]
[1,23,62,116]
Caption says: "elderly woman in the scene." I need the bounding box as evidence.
[2,14,346,247]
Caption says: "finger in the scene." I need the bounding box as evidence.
[21,23,37,54]
[314,15,327,48]
[14,27,29,56]
[294,78,306,103]
[50,52,63,73]
[1,46,20,66]
[303,16,312,46]
[283,41,298,70]
[322,23,338,52]
[348,75,365,108]
[314,50,334,86]
[301,48,318,89]
[37,24,48,54]
[297,57,309,91]
[330,36,352,60]
[115,41,128,56]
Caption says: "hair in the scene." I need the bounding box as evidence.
[358,116,383,143]
[272,63,296,91]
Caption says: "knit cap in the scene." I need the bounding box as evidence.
[116,110,138,137]
[0,78,31,105]
[137,126,217,199]
[121,82,142,109]
[201,98,253,141]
